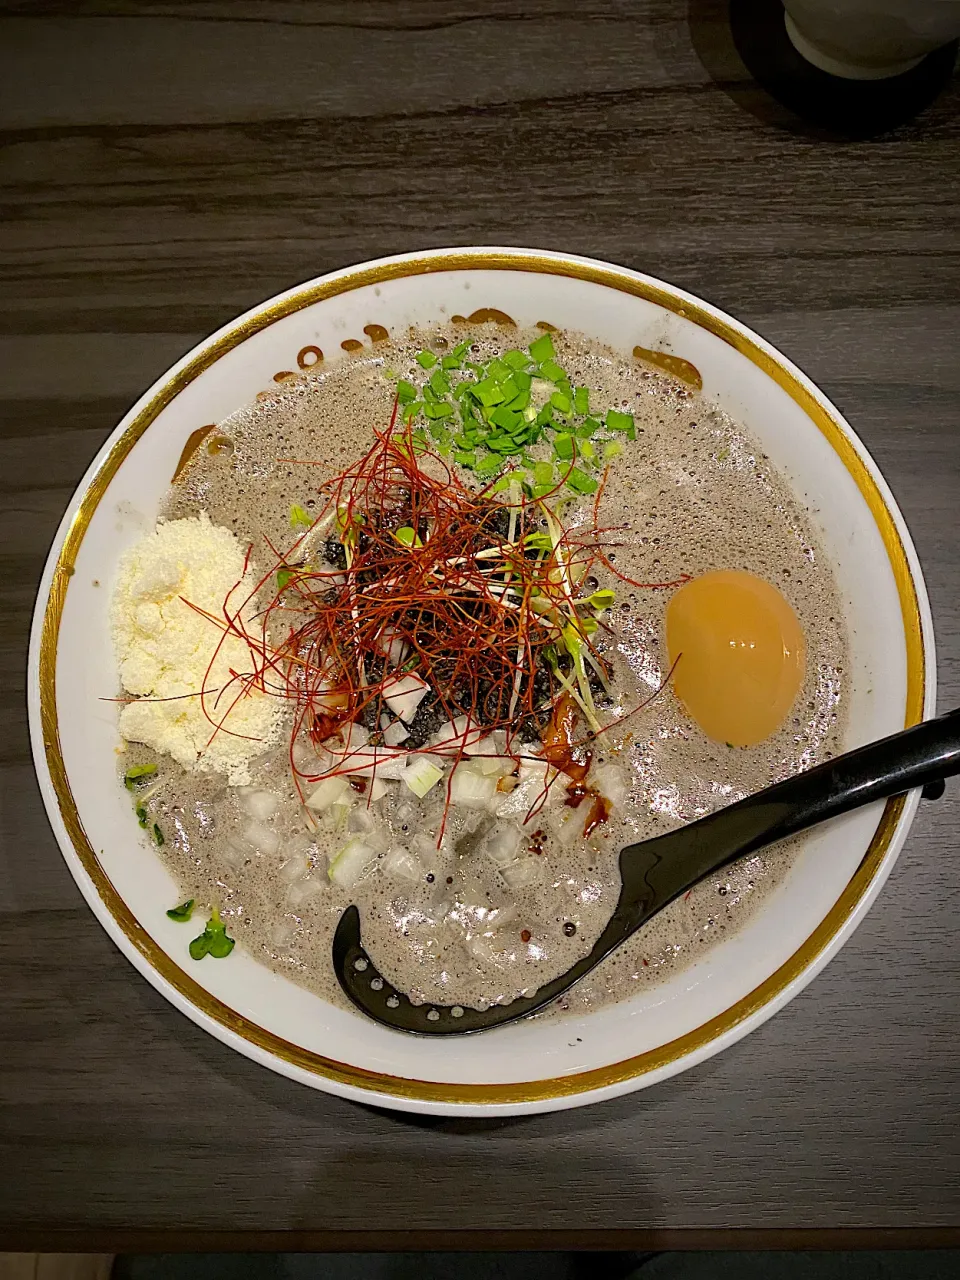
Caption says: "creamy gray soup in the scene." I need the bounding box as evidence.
[114,323,847,1016]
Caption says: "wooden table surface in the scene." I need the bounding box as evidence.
[1,0,958,1253]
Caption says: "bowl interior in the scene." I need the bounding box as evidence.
[33,251,929,1114]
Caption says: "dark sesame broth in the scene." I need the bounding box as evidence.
[135,324,847,1015]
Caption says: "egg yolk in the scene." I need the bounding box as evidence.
[665,570,805,747]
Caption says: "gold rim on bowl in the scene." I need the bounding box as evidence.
[36,251,926,1106]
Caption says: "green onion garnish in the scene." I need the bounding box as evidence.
[415,350,437,369]
[566,468,598,495]
[528,333,555,363]
[167,899,195,922]
[289,503,312,529]
[124,763,157,790]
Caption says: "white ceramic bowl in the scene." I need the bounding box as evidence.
[28,247,934,1116]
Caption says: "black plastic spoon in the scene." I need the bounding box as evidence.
[333,707,960,1035]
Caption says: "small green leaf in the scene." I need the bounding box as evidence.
[415,350,437,369]
[525,530,554,552]
[289,503,312,529]
[124,763,157,790]
[189,908,235,961]
[588,589,616,611]
[166,899,195,922]
[393,526,422,548]
[277,566,297,591]
[529,333,555,363]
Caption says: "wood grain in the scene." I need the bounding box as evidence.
[1,0,958,1248]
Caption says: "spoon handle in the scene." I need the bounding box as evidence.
[622,708,960,915]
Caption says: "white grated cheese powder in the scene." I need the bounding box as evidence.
[111,511,283,785]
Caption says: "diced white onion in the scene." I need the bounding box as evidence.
[384,846,422,882]
[286,877,324,907]
[339,748,407,781]
[367,776,389,802]
[382,673,429,723]
[475,753,516,777]
[501,858,541,888]
[403,755,445,798]
[382,719,410,747]
[279,852,310,882]
[327,839,378,889]
[238,788,281,821]
[348,806,377,834]
[241,820,280,856]
[592,764,628,809]
[495,760,557,820]
[269,918,297,948]
[306,774,353,812]
[485,822,523,867]
[449,766,497,811]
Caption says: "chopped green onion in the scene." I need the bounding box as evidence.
[490,405,522,432]
[289,503,311,529]
[565,467,598,495]
[396,379,418,403]
[415,350,437,369]
[423,401,453,420]
[454,450,476,467]
[603,440,622,460]
[573,386,590,414]
[501,349,528,370]
[440,354,460,370]
[472,377,506,407]
[474,454,503,479]
[189,908,235,961]
[606,409,636,435]
[550,391,572,414]
[554,433,575,461]
[429,368,451,396]
[135,803,148,829]
[529,333,555,362]
[539,358,566,383]
[124,763,157,790]
[577,417,601,438]
[277,566,297,591]
[166,899,195,922]
[533,461,554,487]
[153,823,164,846]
